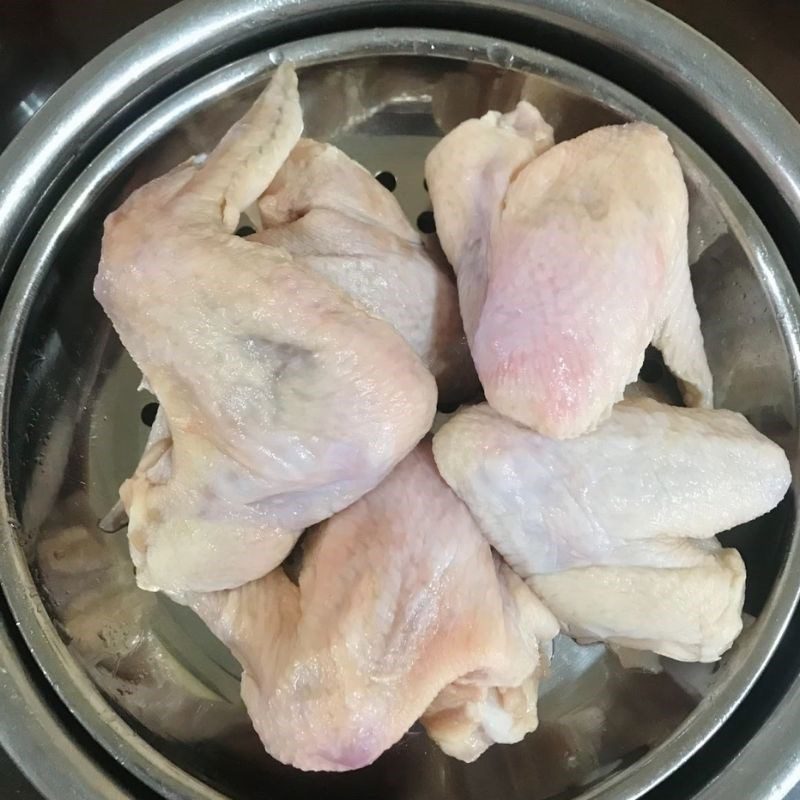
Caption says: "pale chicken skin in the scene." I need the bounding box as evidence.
[94,65,436,594]
[190,441,559,771]
[433,400,791,661]
[426,105,713,438]
[254,138,478,404]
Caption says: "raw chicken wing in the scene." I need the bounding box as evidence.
[254,138,478,404]
[190,441,558,770]
[426,106,713,437]
[94,65,436,594]
[433,400,790,660]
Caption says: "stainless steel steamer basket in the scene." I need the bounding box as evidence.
[1,5,800,800]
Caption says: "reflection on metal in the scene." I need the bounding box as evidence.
[17,91,48,121]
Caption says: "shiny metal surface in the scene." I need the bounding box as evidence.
[0,24,798,800]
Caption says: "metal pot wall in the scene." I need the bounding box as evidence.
[1,2,799,800]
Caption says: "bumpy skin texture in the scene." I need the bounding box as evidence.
[94,65,436,594]
[426,105,713,438]
[253,138,478,405]
[433,400,791,661]
[190,442,558,771]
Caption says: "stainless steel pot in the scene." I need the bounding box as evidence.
[1,3,799,800]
